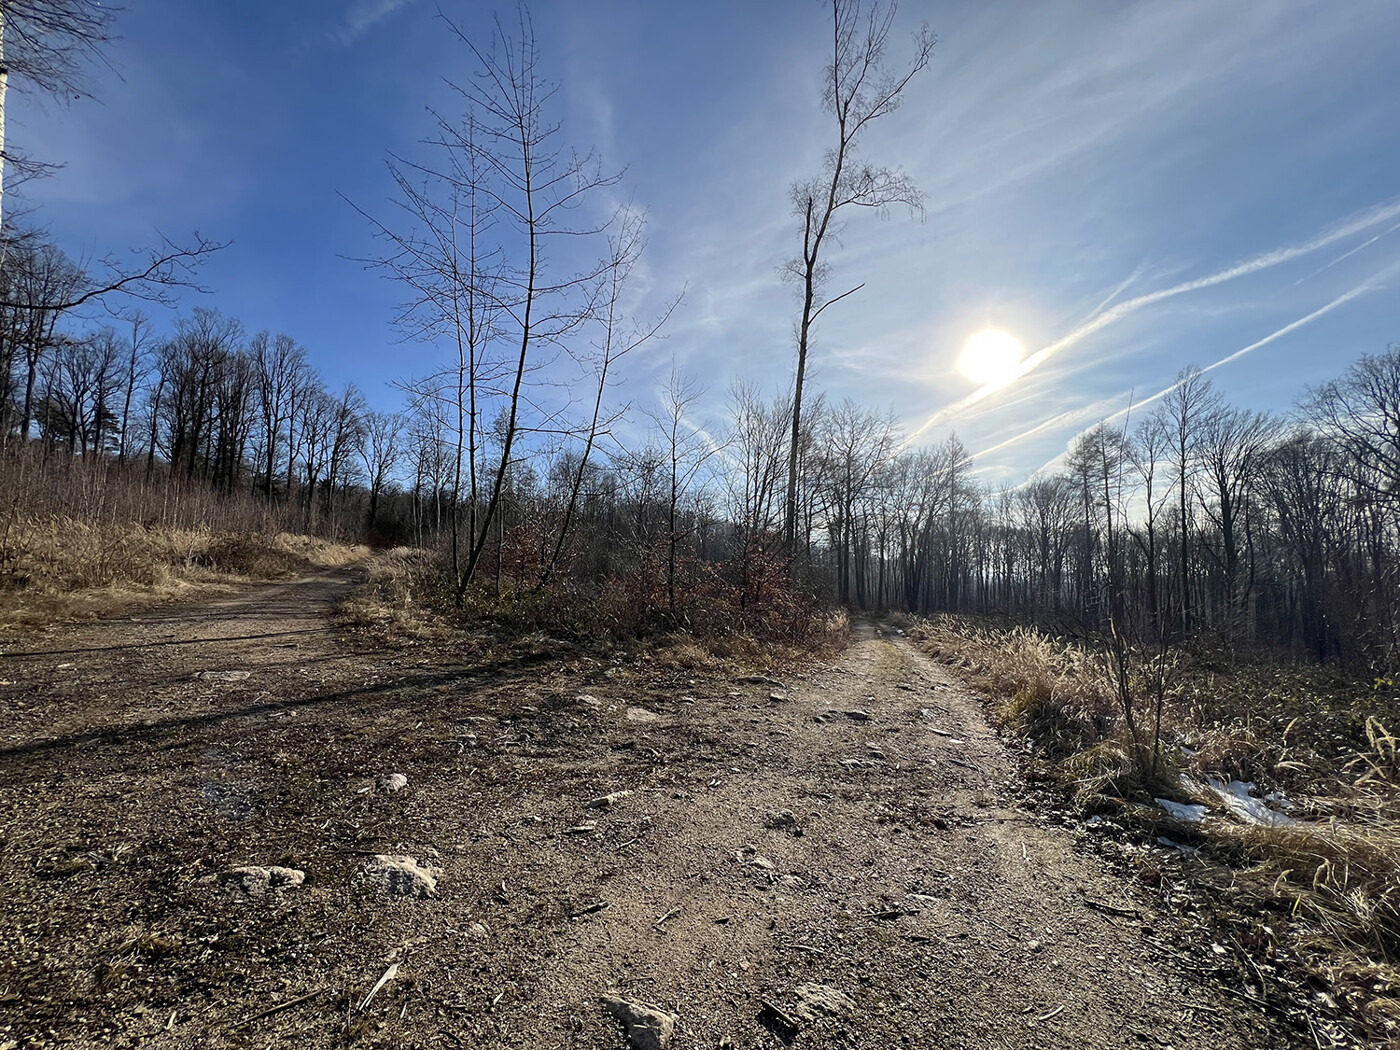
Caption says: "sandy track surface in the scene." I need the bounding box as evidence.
[0,574,1302,1048]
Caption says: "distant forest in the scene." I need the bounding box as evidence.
[3,1,1399,670]
[4,226,1400,669]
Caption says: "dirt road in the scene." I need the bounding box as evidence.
[0,572,1304,1048]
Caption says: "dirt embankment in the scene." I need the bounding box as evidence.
[0,573,1311,1048]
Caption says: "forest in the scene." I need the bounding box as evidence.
[6,238,1400,671]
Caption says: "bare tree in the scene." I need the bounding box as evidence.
[115,310,151,462]
[1151,366,1217,634]
[361,410,404,532]
[421,6,621,589]
[1305,344,1400,506]
[783,0,933,544]
[647,366,722,618]
[0,0,113,230]
[538,210,678,590]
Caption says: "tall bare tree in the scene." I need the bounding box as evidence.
[783,0,933,544]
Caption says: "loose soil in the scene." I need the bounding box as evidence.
[0,567,1312,1048]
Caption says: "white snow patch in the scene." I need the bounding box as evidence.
[1155,797,1209,822]
[1204,777,1301,826]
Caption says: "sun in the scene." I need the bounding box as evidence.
[958,329,1025,387]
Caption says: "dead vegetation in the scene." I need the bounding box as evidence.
[910,614,1400,1042]
[0,523,366,628]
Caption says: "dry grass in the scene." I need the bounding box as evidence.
[0,520,367,629]
[335,548,449,643]
[910,613,1400,1039]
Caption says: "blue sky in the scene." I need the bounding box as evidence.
[12,0,1400,482]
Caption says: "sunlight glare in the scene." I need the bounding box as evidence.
[958,329,1025,387]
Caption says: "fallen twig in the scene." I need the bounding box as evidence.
[230,988,325,1029]
[1082,898,1141,920]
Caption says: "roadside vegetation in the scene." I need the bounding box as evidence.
[910,615,1400,1041]
[0,446,366,628]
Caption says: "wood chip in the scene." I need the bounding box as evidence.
[359,962,399,1012]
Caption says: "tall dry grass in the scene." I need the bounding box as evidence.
[0,446,366,627]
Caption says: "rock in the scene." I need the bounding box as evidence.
[221,865,305,896]
[378,773,409,793]
[777,874,807,890]
[763,810,802,835]
[564,822,598,835]
[578,694,603,708]
[768,691,788,702]
[193,670,251,682]
[602,997,675,1050]
[361,855,441,898]
[792,983,856,1022]
[625,707,661,723]
[845,709,872,721]
[585,790,633,810]
[466,921,489,940]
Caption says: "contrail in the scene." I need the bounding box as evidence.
[1294,220,1400,285]
[1016,272,1393,477]
[965,398,1125,463]
[903,197,1400,447]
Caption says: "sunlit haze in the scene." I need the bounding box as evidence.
[958,329,1025,388]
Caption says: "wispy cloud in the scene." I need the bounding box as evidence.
[331,0,417,46]
[1294,220,1400,285]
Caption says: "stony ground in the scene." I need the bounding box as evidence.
[0,567,1314,1048]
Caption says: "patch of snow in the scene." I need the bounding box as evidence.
[1204,777,1301,827]
[1155,797,1209,822]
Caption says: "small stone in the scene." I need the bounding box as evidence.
[361,855,441,898]
[578,694,603,708]
[602,997,675,1050]
[768,691,788,702]
[378,773,409,793]
[777,874,807,890]
[625,707,661,723]
[845,709,872,721]
[585,790,633,810]
[1028,939,1043,952]
[748,854,774,871]
[763,810,802,835]
[193,670,251,682]
[466,922,489,940]
[221,865,305,896]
